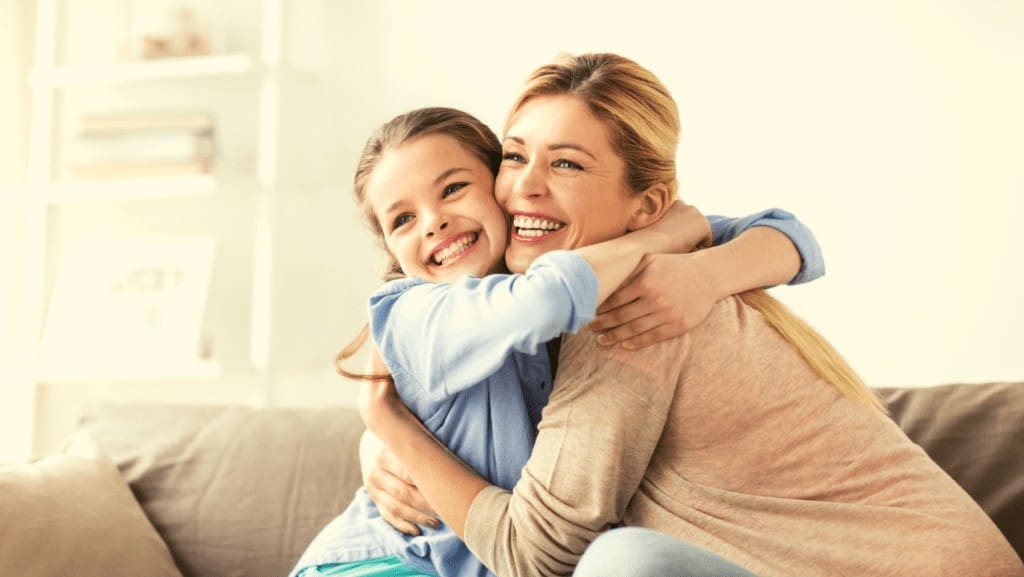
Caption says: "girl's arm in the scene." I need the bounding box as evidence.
[375,201,703,400]
[589,208,823,349]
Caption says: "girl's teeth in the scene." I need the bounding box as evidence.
[434,234,477,265]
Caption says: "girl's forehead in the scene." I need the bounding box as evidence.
[366,135,487,209]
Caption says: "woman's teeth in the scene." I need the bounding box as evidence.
[513,215,565,237]
[432,233,478,265]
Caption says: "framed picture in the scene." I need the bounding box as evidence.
[39,235,216,381]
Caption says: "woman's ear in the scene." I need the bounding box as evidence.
[627,182,673,230]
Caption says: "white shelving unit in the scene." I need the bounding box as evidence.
[1,0,283,463]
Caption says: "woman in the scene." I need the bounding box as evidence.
[360,53,1024,577]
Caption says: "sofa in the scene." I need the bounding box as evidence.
[2,381,1022,577]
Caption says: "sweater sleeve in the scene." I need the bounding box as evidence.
[708,208,825,285]
[369,250,598,402]
[463,330,687,577]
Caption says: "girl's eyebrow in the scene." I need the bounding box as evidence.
[503,135,597,161]
[382,167,472,215]
[433,167,471,186]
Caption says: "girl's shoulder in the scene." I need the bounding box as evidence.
[369,276,428,300]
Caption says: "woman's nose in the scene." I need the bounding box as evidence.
[512,162,547,200]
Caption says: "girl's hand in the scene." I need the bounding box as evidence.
[359,430,439,535]
[643,200,712,254]
[588,251,721,349]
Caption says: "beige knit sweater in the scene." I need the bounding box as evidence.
[464,295,1023,577]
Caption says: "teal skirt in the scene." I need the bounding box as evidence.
[296,555,434,577]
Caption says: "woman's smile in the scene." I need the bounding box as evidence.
[510,212,566,242]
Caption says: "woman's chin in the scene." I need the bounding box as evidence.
[505,246,550,274]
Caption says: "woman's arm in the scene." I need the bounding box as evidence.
[589,207,823,349]
[362,331,678,576]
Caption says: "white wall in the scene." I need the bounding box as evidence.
[308,0,1023,388]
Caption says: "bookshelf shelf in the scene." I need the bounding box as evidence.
[44,174,217,203]
[3,0,284,463]
[31,53,255,87]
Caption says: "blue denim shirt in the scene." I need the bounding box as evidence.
[290,209,824,577]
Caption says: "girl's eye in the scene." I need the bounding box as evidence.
[392,214,413,230]
[443,182,468,197]
[553,159,583,170]
[502,151,526,163]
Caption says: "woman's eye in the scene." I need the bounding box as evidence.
[392,214,413,229]
[553,159,583,170]
[502,151,525,163]
[443,182,467,197]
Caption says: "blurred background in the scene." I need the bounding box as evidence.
[1,0,1022,463]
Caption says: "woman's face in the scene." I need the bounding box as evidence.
[496,94,639,273]
[365,133,508,283]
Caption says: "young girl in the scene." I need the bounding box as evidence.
[289,107,825,577]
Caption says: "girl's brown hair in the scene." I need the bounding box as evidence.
[336,107,503,381]
[510,53,884,412]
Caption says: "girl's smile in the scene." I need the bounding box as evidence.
[429,231,480,267]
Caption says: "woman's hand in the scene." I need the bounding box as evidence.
[588,251,721,349]
[359,430,439,535]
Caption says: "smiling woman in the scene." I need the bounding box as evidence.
[498,93,653,275]
[356,53,1024,577]
[292,95,828,577]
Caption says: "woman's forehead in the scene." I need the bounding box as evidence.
[505,95,615,155]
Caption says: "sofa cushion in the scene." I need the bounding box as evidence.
[75,403,366,577]
[875,381,1024,562]
[0,436,183,577]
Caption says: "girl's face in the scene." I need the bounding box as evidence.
[496,94,640,274]
[365,133,508,283]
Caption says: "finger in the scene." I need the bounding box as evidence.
[590,298,648,334]
[620,324,679,350]
[375,469,436,516]
[596,283,642,315]
[595,313,665,347]
[378,495,439,534]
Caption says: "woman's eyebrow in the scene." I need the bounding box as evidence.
[503,135,597,161]
[548,143,597,161]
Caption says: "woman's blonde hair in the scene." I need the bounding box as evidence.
[337,107,503,381]
[512,53,884,412]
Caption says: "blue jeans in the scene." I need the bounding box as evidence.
[574,527,759,577]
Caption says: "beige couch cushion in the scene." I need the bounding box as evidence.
[0,437,183,577]
[75,403,365,577]
[875,381,1024,562]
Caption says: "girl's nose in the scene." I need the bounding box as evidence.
[424,212,451,238]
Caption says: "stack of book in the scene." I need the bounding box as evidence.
[69,111,216,180]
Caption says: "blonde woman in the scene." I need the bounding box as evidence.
[360,53,1024,577]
